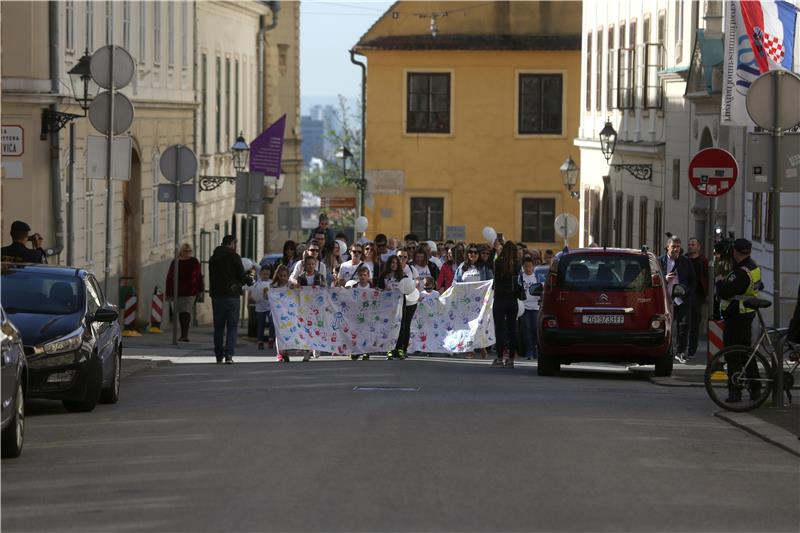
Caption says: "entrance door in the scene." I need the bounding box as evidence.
[122,150,142,309]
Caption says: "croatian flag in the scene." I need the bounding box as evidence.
[722,0,800,126]
[740,0,797,72]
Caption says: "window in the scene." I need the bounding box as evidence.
[674,0,684,63]
[653,201,663,251]
[215,57,222,152]
[629,19,638,109]
[519,74,563,134]
[639,196,648,248]
[765,192,775,242]
[617,22,633,109]
[139,2,146,63]
[410,198,444,241]
[637,16,650,108]
[585,32,592,112]
[235,60,240,137]
[657,10,666,66]
[625,195,634,248]
[406,73,451,134]
[614,191,623,247]
[607,25,615,109]
[181,2,188,68]
[85,277,102,314]
[153,1,161,64]
[168,1,175,66]
[105,1,112,45]
[122,1,130,50]
[85,2,94,52]
[226,58,231,147]
[596,29,603,112]
[201,54,207,152]
[752,192,763,241]
[672,158,680,199]
[590,189,601,245]
[522,198,556,242]
[152,152,160,245]
[65,1,75,51]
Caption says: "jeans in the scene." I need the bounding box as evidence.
[520,309,539,358]
[672,301,690,355]
[255,311,274,343]
[493,298,519,358]
[212,297,240,358]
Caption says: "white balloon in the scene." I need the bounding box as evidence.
[482,226,497,243]
[344,279,358,288]
[398,277,415,295]
[517,299,525,319]
[355,216,369,233]
[241,257,254,271]
[405,288,420,305]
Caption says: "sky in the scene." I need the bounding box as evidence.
[300,1,394,113]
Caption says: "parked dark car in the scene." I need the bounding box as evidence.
[1,305,27,458]
[536,247,676,377]
[0,264,122,412]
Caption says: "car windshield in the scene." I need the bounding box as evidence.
[557,254,652,291]
[1,270,84,315]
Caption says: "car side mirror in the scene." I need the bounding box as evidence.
[672,284,686,299]
[531,283,543,297]
[92,308,119,323]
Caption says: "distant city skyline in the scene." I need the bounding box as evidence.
[300,1,392,113]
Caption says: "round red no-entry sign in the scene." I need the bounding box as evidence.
[688,148,738,197]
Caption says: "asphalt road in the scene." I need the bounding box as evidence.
[3,359,798,532]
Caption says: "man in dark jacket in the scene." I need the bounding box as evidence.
[208,235,252,363]
[685,237,709,358]
[659,236,696,364]
[1,221,46,263]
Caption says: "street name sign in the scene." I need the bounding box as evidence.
[688,148,738,197]
[1,125,23,156]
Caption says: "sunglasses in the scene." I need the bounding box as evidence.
[308,248,319,253]
[351,249,363,254]
[364,246,373,250]
[397,254,408,259]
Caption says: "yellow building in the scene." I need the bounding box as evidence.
[354,1,582,249]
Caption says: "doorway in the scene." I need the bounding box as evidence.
[122,150,142,296]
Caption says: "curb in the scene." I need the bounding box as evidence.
[714,410,800,458]
[120,358,171,380]
[649,375,705,387]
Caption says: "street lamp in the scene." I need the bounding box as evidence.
[560,155,580,199]
[598,120,653,181]
[68,49,99,113]
[335,146,354,180]
[231,132,250,172]
[199,132,251,191]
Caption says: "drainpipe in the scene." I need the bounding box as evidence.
[350,49,366,217]
[49,0,65,259]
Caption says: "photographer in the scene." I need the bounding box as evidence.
[1,220,46,264]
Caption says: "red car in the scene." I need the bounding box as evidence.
[535,247,678,377]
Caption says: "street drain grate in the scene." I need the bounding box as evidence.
[353,386,420,392]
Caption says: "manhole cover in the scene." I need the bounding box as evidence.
[353,386,420,392]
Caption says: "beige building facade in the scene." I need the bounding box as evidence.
[1,0,300,326]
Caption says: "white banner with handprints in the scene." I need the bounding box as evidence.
[408,281,495,354]
[269,287,403,354]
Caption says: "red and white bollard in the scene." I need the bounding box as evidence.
[122,293,142,337]
[708,319,725,362]
[149,288,164,333]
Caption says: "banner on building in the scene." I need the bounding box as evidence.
[408,281,495,354]
[249,114,286,177]
[722,0,798,126]
[269,287,402,354]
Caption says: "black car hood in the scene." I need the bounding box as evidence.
[5,312,82,346]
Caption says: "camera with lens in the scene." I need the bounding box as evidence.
[27,233,41,244]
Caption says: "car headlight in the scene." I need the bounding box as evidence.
[42,330,83,354]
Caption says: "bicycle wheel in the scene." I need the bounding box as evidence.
[704,346,775,412]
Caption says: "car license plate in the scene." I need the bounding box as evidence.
[582,314,624,325]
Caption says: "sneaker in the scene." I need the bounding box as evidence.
[278,353,290,362]
[504,359,515,368]
[490,358,504,367]
[216,357,223,364]
[225,356,234,364]
[748,386,763,402]
[387,350,397,360]
[673,353,687,364]
[258,342,265,350]
[302,353,311,362]
[397,349,407,359]
[313,350,320,359]
[361,354,369,360]
[350,354,359,360]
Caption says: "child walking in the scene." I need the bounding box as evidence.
[248,264,274,350]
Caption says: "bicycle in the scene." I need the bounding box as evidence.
[704,297,800,412]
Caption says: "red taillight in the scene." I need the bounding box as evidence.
[544,317,558,328]
[651,274,662,287]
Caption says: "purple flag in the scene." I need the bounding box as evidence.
[249,115,286,176]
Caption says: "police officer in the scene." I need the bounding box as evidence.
[1,221,45,263]
[715,238,762,403]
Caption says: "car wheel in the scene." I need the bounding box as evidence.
[1,381,25,458]
[654,354,673,377]
[63,354,102,413]
[537,351,559,376]
[100,346,121,404]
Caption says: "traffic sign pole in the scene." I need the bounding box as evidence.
[772,71,783,408]
[173,155,181,346]
[104,41,115,297]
